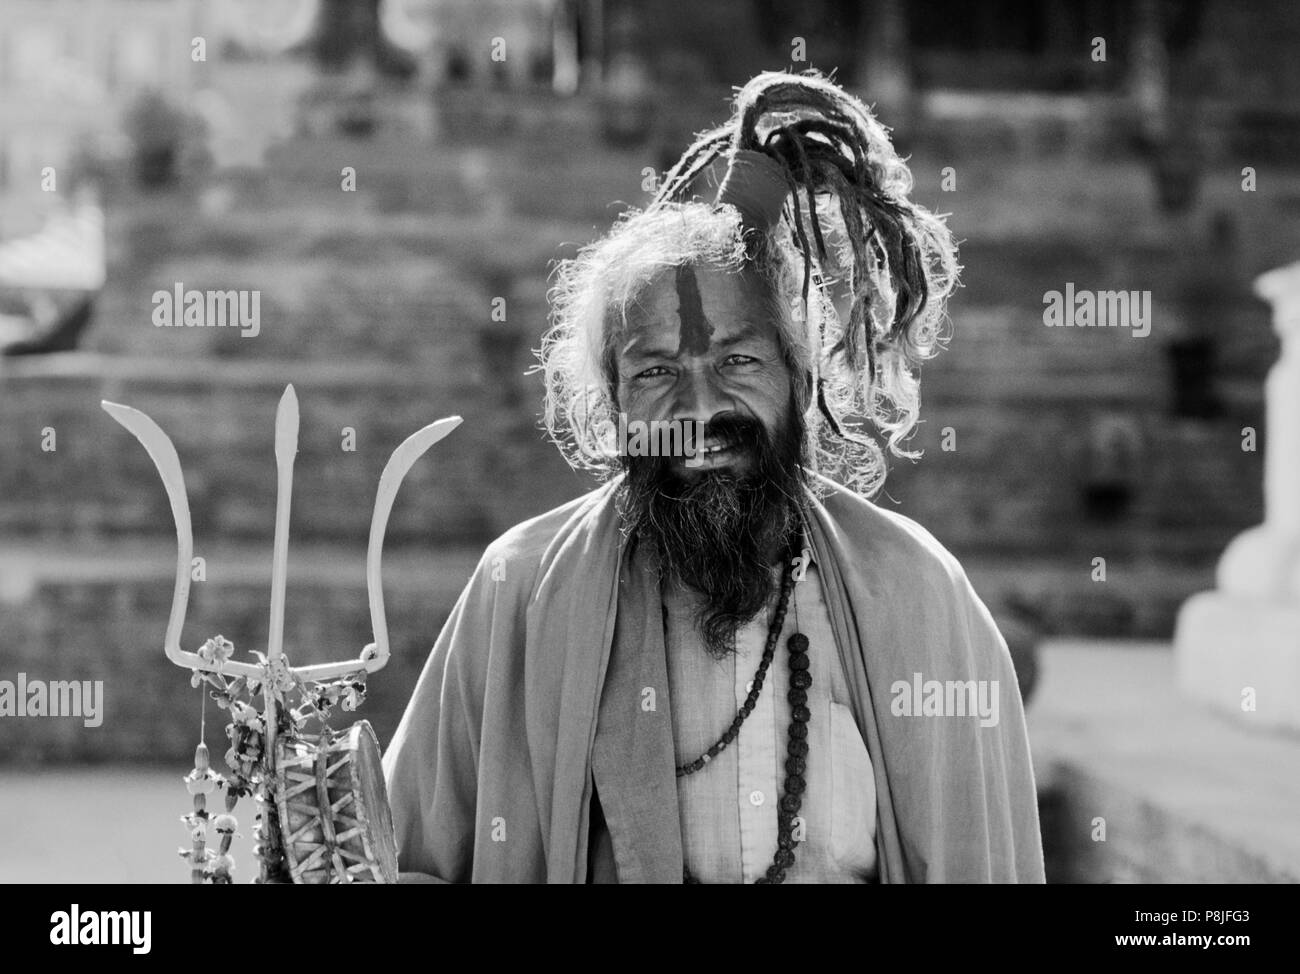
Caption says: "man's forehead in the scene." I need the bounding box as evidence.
[627,262,764,313]
[618,263,779,351]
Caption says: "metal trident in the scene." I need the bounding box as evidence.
[102,385,461,754]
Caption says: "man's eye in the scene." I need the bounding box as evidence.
[721,354,758,367]
[626,364,670,379]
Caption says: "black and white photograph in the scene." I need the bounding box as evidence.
[0,0,1295,947]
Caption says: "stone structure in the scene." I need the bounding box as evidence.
[1175,260,1300,732]
[1030,642,1300,882]
[0,0,202,222]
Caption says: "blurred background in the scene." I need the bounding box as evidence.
[0,0,1297,883]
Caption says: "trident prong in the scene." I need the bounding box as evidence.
[101,388,462,688]
[268,385,298,670]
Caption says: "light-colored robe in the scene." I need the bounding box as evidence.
[382,471,1046,883]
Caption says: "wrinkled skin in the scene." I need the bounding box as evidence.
[615,262,807,657]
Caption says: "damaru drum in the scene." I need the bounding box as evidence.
[274,720,399,884]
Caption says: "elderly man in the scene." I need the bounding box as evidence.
[383,71,1044,883]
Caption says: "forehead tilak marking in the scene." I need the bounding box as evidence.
[674,264,713,356]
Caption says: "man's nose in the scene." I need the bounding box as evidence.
[673,366,732,424]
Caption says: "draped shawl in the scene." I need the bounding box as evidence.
[382,472,1045,883]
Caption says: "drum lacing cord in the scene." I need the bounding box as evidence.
[314,733,348,883]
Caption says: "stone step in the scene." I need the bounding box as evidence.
[0,542,1213,766]
[0,350,1265,558]
[1030,642,1300,882]
[886,401,1265,564]
[0,538,480,765]
[89,194,576,362]
[0,353,583,546]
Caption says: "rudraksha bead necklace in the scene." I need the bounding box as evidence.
[677,534,811,884]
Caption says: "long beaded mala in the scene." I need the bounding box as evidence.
[678,532,811,885]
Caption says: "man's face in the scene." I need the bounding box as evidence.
[615,262,793,477]
[612,260,807,658]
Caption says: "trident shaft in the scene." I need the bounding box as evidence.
[101,385,461,697]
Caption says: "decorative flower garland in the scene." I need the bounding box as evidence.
[178,635,369,884]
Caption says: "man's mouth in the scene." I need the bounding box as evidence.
[682,437,747,469]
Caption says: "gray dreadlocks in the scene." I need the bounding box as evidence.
[538,69,960,497]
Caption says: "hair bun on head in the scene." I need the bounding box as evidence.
[625,71,960,496]
[713,148,789,233]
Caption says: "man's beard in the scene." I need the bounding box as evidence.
[617,401,808,659]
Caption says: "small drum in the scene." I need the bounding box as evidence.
[275,720,398,884]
